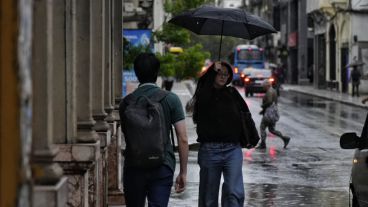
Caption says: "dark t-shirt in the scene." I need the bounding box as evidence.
[123,83,185,172]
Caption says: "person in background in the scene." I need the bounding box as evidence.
[257,80,290,149]
[307,64,314,83]
[120,53,188,207]
[351,65,362,97]
[161,76,175,91]
[186,61,258,207]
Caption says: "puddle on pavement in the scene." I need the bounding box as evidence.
[245,183,348,207]
[169,183,349,207]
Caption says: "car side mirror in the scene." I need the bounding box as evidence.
[340,132,359,149]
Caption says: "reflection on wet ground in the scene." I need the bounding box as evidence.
[171,144,351,206]
[245,183,348,207]
[170,182,348,207]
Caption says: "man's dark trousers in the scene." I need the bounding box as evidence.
[352,83,360,97]
[123,165,174,207]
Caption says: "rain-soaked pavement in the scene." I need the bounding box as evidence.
[168,86,366,206]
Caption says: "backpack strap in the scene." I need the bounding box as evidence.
[122,93,136,105]
[123,88,168,105]
[150,89,177,152]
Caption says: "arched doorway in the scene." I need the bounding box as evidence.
[329,26,336,81]
[340,21,349,93]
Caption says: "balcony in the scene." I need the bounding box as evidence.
[307,0,334,16]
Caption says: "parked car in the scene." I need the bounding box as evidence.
[340,113,368,207]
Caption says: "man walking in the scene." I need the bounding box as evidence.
[257,80,290,149]
[351,65,361,97]
[119,53,188,207]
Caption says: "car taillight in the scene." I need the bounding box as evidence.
[269,77,275,82]
[244,77,250,82]
[234,67,239,74]
[240,73,245,78]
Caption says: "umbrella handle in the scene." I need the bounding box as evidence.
[218,20,224,61]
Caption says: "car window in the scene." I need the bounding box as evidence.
[237,50,262,61]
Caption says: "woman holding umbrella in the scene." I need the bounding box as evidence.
[187,61,258,206]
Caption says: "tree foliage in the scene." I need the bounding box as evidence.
[153,0,214,79]
[189,35,251,62]
[156,53,177,77]
[176,44,210,79]
[153,23,190,46]
[123,38,151,70]
[156,44,210,80]
[154,0,214,46]
[165,0,214,15]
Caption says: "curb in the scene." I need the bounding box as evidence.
[285,88,368,110]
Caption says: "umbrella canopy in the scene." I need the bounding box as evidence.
[168,5,277,59]
[345,61,365,68]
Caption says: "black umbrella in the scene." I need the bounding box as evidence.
[168,5,277,60]
[345,60,365,68]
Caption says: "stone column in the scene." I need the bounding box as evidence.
[66,0,78,143]
[108,126,124,205]
[104,0,114,123]
[107,0,125,205]
[74,0,101,206]
[91,0,111,206]
[52,0,67,144]
[52,1,101,206]
[92,0,109,134]
[112,0,123,107]
[75,0,99,144]
[111,0,123,130]
[32,0,68,206]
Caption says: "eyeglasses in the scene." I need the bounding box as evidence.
[216,71,230,78]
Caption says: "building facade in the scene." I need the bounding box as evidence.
[216,0,244,8]
[246,0,368,94]
[243,0,309,84]
[308,0,368,93]
[123,0,165,53]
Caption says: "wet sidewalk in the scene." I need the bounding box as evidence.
[282,84,368,109]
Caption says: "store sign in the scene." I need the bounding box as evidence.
[123,29,153,49]
[122,71,138,97]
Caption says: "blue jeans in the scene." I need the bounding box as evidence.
[198,142,244,207]
[123,164,174,207]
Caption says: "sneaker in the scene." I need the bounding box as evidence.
[282,136,290,148]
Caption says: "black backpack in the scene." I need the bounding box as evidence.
[120,89,173,169]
